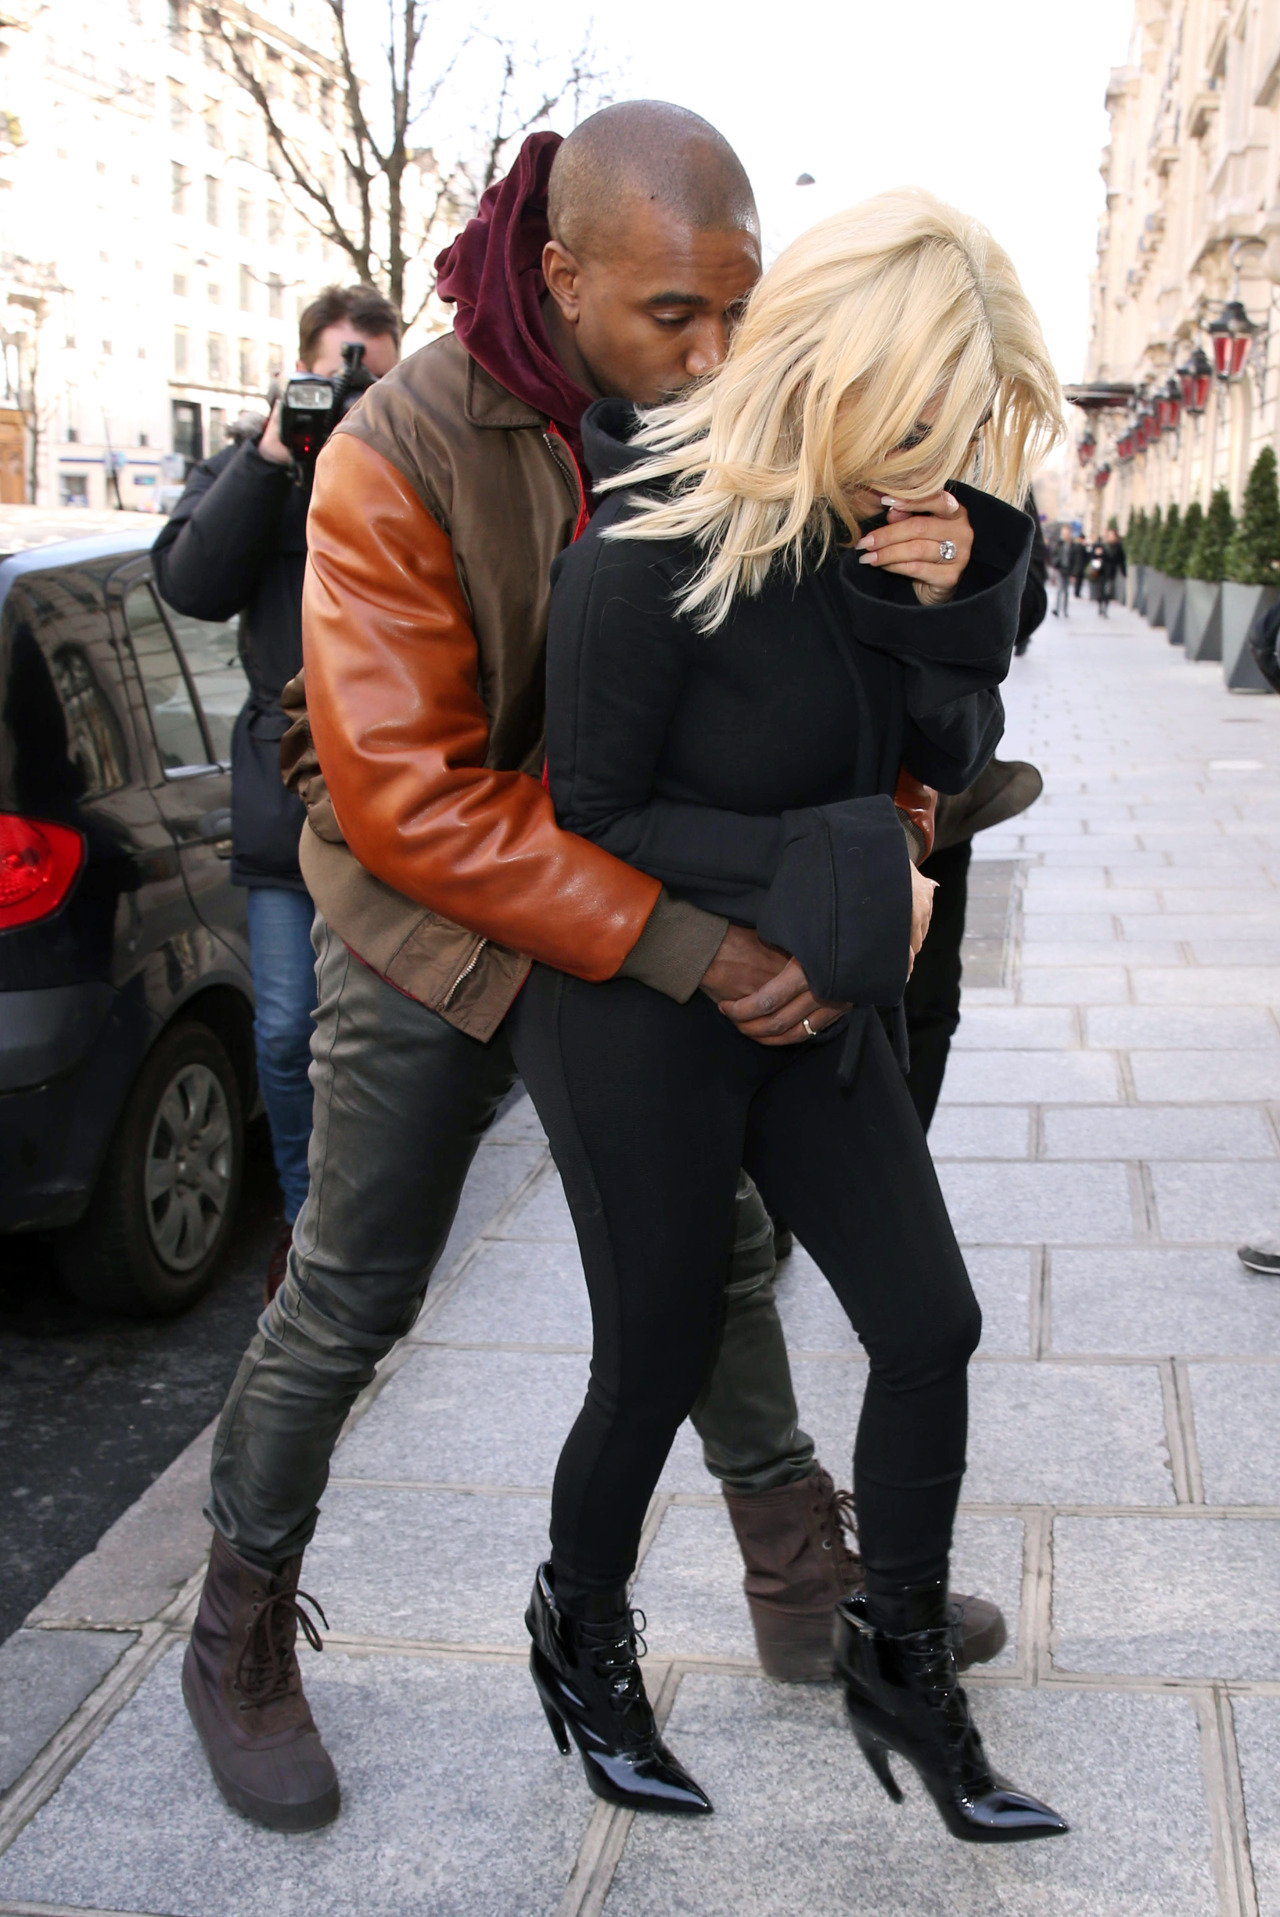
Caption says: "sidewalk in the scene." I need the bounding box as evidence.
[2,597,1280,1917]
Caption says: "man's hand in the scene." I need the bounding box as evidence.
[909,864,937,976]
[699,924,793,1004]
[257,401,293,467]
[714,951,850,1048]
[855,490,973,605]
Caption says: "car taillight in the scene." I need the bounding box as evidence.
[0,814,85,930]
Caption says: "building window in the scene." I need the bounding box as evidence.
[206,260,222,303]
[207,333,226,381]
[238,263,253,311]
[236,113,253,161]
[173,325,189,374]
[137,345,146,360]
[238,337,256,387]
[60,473,89,507]
[292,69,309,113]
[167,0,188,47]
[66,424,79,443]
[265,48,281,98]
[237,189,252,239]
[171,161,190,216]
[267,201,283,244]
[173,263,188,297]
[267,274,283,320]
[209,406,226,447]
[203,102,222,148]
[169,82,189,132]
[138,431,149,446]
[266,344,283,380]
[172,398,202,466]
[319,79,333,130]
[205,175,220,225]
[101,339,112,356]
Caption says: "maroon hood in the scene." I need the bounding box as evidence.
[435,130,591,467]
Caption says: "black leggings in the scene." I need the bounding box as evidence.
[507,969,981,1609]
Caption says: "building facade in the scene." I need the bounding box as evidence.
[0,0,429,509]
[1074,0,1280,533]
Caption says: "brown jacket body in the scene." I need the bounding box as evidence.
[284,331,724,1040]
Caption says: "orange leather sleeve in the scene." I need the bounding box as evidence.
[894,767,937,861]
[302,434,662,978]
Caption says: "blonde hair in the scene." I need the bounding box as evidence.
[602,188,1063,630]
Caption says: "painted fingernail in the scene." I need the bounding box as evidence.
[854,533,873,550]
[881,496,897,507]
[859,552,877,564]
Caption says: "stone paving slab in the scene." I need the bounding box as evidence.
[1188,1363,1280,1505]
[601,1680,1214,1917]
[777,1244,1035,1358]
[0,1645,595,1917]
[926,1104,1033,1158]
[1149,1162,1280,1243]
[1041,1105,1276,1161]
[0,1631,135,1795]
[1052,1516,1280,1677]
[963,1362,1174,1506]
[1050,1248,1280,1356]
[936,1161,1134,1244]
[1233,1699,1280,1917]
[937,1049,1122,1104]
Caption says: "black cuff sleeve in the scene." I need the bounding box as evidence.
[756,794,912,1004]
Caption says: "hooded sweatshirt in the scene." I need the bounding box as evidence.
[435,130,592,469]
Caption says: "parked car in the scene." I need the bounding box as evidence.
[0,505,257,1314]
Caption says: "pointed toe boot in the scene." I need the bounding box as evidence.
[525,1563,712,1815]
[834,1584,1067,1845]
[182,1531,339,1832]
[723,1470,1007,1681]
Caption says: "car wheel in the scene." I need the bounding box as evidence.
[56,1020,245,1316]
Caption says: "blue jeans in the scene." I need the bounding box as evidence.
[245,886,317,1223]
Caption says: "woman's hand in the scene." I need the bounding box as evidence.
[854,491,973,605]
[908,864,937,976]
[716,956,851,1047]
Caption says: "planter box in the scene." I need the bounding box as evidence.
[1182,579,1222,661]
[1221,582,1278,691]
[1145,570,1167,627]
[1163,578,1186,645]
[1126,565,1142,610]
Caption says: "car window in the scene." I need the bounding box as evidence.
[123,581,213,773]
[49,643,129,798]
[156,598,246,764]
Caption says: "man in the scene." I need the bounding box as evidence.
[153,287,401,1294]
[1051,524,1074,618]
[182,104,1003,1835]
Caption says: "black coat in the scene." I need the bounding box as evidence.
[548,401,1032,1009]
[152,440,310,889]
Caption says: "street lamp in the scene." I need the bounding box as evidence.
[1178,348,1213,414]
[1157,377,1181,433]
[1209,301,1259,380]
[1077,431,1096,466]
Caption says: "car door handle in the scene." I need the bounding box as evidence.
[197,809,234,858]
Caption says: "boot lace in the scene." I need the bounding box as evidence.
[235,1585,329,1710]
[585,1608,649,1716]
[814,1476,861,1576]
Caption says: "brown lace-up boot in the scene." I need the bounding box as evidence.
[723,1468,1007,1682]
[181,1531,339,1830]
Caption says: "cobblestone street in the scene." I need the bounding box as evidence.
[3,596,1280,1916]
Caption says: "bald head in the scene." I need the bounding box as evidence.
[548,100,758,265]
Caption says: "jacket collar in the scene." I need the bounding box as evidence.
[464,351,551,432]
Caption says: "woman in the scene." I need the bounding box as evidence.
[509,191,1067,1844]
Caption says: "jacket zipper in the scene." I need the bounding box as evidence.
[543,427,589,539]
[442,936,486,1008]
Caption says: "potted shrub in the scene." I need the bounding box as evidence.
[1145,505,1166,626]
[1163,500,1200,645]
[1128,508,1148,610]
[1222,447,1280,690]
[1156,503,1186,643]
[1183,488,1233,661]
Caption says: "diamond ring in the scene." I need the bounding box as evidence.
[802,1017,817,1038]
[938,538,958,562]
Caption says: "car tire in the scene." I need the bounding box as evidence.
[56,1020,245,1317]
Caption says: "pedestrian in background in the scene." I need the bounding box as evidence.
[152,286,401,1299]
[1098,524,1126,616]
[1052,524,1075,617]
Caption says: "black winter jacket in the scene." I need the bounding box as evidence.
[152,440,310,889]
[546,402,1032,1011]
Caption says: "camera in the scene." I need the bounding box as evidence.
[278,340,376,464]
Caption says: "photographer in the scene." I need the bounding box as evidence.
[152,285,401,1294]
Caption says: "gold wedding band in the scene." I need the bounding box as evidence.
[802,1017,817,1038]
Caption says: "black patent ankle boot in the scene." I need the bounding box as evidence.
[834,1581,1068,1844]
[525,1562,712,1815]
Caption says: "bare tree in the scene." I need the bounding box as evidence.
[199,1,609,334]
